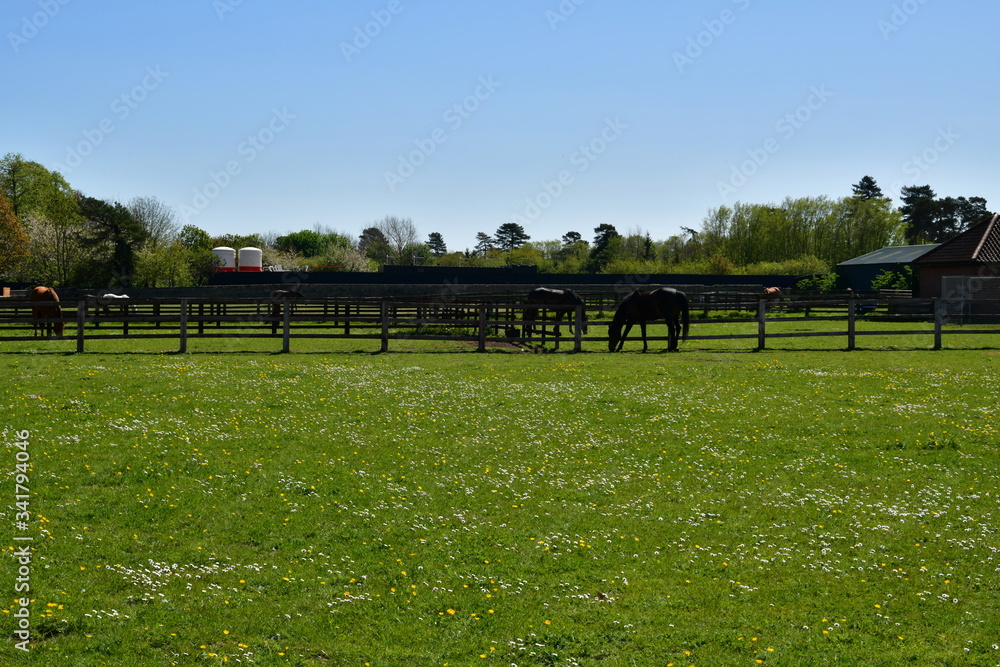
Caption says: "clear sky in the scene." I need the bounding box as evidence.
[5,0,998,252]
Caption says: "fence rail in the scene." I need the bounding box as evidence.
[2,295,999,352]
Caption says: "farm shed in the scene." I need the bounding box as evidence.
[912,214,1000,299]
[835,244,938,291]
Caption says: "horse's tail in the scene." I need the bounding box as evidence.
[679,291,690,341]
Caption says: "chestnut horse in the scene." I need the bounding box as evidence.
[522,287,588,339]
[29,286,64,337]
[608,287,689,352]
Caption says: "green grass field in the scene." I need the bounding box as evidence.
[2,335,999,665]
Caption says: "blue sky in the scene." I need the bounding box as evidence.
[5,0,998,252]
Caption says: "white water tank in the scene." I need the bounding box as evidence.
[212,247,236,272]
[238,247,263,272]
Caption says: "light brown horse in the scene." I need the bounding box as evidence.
[29,286,64,337]
[762,287,782,301]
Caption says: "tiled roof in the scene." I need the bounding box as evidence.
[914,214,1000,265]
[837,244,939,266]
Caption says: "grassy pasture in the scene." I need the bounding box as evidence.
[2,337,999,665]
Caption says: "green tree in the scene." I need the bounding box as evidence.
[561,231,583,246]
[587,224,620,272]
[0,194,29,279]
[797,272,839,293]
[618,229,655,262]
[18,214,87,286]
[0,153,77,221]
[494,222,530,251]
[359,227,392,262]
[708,252,735,275]
[133,239,195,288]
[77,196,149,287]
[474,232,495,256]
[935,196,992,240]
[315,245,374,272]
[592,224,619,250]
[505,243,545,268]
[402,242,433,266]
[852,175,883,200]
[900,185,938,244]
[0,154,83,285]
[426,232,447,256]
[214,233,265,250]
[871,266,913,291]
[180,224,213,250]
[277,229,327,257]
[437,252,467,267]
[829,195,905,263]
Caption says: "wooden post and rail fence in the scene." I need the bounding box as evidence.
[1,295,999,353]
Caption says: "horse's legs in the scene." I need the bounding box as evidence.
[617,322,634,351]
[640,322,648,352]
[666,318,677,351]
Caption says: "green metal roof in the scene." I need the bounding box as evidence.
[837,244,940,267]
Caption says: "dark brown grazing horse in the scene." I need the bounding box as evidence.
[29,286,64,337]
[608,287,689,352]
[522,287,588,340]
[270,290,304,334]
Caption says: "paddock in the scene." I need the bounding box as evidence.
[1,291,999,352]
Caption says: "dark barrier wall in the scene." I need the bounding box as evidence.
[209,266,800,289]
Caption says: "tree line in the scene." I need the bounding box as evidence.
[1,155,993,289]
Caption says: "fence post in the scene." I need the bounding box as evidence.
[757,300,766,350]
[933,297,943,350]
[179,299,188,354]
[76,300,85,353]
[847,296,856,351]
[380,300,389,352]
[478,305,487,352]
[282,297,291,353]
[574,305,583,353]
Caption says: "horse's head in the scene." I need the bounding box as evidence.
[607,320,621,352]
[581,312,589,335]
